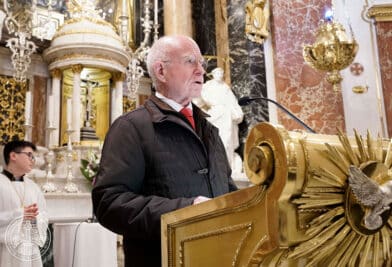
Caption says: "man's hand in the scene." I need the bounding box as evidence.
[24,203,39,220]
[193,196,211,205]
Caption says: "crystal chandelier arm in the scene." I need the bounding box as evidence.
[126,0,160,99]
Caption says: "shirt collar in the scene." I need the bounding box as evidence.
[2,169,24,182]
[155,92,193,112]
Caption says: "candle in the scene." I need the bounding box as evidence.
[122,0,127,17]
[48,94,54,126]
[66,98,72,128]
[154,0,158,25]
[25,91,31,124]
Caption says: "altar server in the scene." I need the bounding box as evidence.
[0,140,48,267]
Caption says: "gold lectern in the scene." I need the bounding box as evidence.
[161,123,392,267]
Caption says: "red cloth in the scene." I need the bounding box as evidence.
[180,107,195,129]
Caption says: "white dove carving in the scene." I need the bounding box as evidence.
[348,165,392,230]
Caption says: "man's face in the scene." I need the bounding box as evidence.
[161,39,206,106]
[12,147,35,173]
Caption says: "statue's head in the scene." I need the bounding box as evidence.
[211,68,224,81]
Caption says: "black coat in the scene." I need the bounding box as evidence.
[92,95,237,267]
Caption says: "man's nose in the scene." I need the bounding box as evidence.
[196,63,206,75]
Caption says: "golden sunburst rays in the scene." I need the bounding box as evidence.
[288,129,392,267]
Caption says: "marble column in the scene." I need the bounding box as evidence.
[377,21,392,137]
[163,0,192,36]
[368,5,392,137]
[49,69,62,147]
[71,64,83,143]
[111,72,125,123]
[227,0,268,150]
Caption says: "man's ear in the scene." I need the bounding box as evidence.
[153,62,166,83]
[9,152,17,162]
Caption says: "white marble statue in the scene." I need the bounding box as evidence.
[195,68,244,175]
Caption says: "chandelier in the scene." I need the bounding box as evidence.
[303,7,358,92]
[1,0,56,83]
[119,0,159,99]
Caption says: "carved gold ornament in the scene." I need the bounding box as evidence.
[288,129,392,266]
[303,19,358,91]
[367,5,392,22]
[123,96,136,113]
[245,0,270,44]
[161,123,392,266]
[0,76,26,143]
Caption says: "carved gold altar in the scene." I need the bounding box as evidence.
[0,75,27,143]
[161,122,392,266]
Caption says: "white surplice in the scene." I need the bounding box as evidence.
[0,173,48,267]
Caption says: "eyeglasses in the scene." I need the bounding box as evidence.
[15,151,35,161]
[163,56,208,70]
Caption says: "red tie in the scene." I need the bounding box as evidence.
[180,107,195,130]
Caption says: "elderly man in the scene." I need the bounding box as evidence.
[92,35,237,267]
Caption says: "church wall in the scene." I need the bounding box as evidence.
[1,1,390,147]
[332,0,388,137]
[270,0,345,134]
[376,21,392,137]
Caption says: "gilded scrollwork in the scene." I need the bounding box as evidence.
[0,76,27,144]
[367,6,392,22]
[50,68,62,79]
[289,130,392,266]
[245,0,270,44]
[123,96,136,113]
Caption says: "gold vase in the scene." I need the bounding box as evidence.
[303,20,358,91]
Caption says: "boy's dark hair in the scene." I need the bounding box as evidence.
[3,140,37,165]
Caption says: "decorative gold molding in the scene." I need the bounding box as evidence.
[71,64,83,74]
[50,68,62,79]
[123,96,136,113]
[367,5,392,22]
[0,76,27,143]
[52,28,122,42]
[245,0,270,44]
[180,223,253,267]
[112,72,125,82]
[48,54,127,68]
[214,0,231,85]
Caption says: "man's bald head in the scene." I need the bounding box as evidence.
[146,35,200,87]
